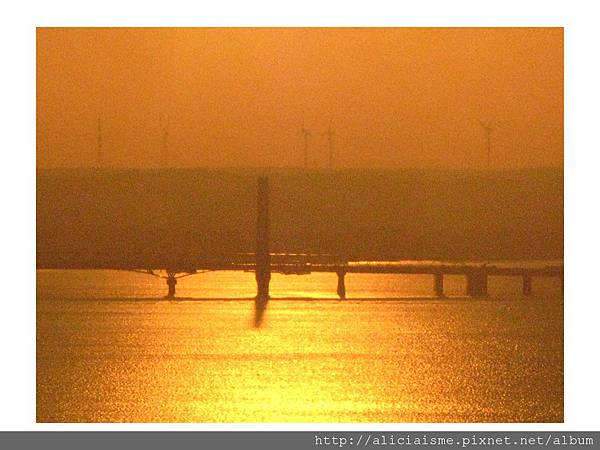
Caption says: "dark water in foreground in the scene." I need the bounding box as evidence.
[37,270,563,422]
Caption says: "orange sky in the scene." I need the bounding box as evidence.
[36,27,563,169]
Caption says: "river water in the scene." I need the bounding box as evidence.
[36,268,563,422]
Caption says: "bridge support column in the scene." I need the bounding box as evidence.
[256,177,271,299]
[522,274,532,296]
[166,271,177,299]
[466,267,488,297]
[255,177,271,325]
[434,273,444,298]
[336,268,347,300]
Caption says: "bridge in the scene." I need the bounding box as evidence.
[37,177,563,302]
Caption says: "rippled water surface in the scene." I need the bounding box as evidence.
[37,269,563,422]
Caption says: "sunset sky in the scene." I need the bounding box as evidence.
[36,27,563,169]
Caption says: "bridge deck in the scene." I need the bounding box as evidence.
[37,257,563,278]
[212,262,562,277]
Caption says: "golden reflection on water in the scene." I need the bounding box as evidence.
[37,270,563,422]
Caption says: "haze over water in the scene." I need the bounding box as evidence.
[37,269,563,422]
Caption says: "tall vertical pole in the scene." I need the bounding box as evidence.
[256,177,271,302]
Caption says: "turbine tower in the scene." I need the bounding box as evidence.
[324,120,335,170]
[479,120,494,169]
[159,114,170,167]
[96,117,103,169]
[301,119,312,169]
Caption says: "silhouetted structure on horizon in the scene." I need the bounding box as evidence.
[301,120,311,169]
[254,177,271,325]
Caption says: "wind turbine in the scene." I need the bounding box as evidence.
[301,119,311,169]
[479,120,495,169]
[323,120,335,169]
[159,114,170,167]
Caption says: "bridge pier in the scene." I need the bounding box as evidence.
[466,267,488,297]
[165,271,177,299]
[255,177,271,301]
[336,268,347,300]
[434,273,444,297]
[522,274,532,296]
[254,178,271,326]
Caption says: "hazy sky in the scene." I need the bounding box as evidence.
[37,27,563,169]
